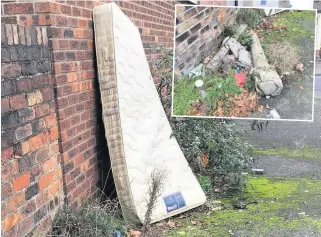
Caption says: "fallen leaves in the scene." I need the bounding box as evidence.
[187,99,206,116]
[128,230,142,237]
[167,221,183,228]
[228,89,258,117]
[200,153,209,167]
[257,105,264,113]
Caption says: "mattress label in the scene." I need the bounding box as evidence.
[163,192,186,213]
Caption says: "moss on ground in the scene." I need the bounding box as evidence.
[168,176,321,237]
[252,146,321,161]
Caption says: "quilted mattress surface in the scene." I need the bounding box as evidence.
[93,3,206,224]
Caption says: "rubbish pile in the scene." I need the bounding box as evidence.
[205,31,283,97]
[206,36,252,75]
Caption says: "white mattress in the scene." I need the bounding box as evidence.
[93,3,206,224]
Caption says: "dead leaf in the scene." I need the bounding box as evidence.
[167,221,176,228]
[297,85,304,90]
[217,100,223,107]
[167,221,183,228]
[128,230,142,237]
[257,105,264,113]
[206,87,212,91]
[200,153,209,167]
[178,215,186,219]
[191,220,202,225]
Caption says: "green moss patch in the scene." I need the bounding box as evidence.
[168,176,321,237]
[252,146,321,161]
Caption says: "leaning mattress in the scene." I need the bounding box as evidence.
[93,3,206,224]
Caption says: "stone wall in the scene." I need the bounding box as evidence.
[175,5,238,75]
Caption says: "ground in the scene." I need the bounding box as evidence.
[252,10,315,120]
[173,10,315,120]
[163,97,321,237]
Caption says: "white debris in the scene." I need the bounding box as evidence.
[195,79,204,88]
[270,109,281,119]
[188,64,203,78]
[252,168,265,174]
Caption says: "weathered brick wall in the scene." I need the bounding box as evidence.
[1,24,63,236]
[1,1,228,236]
[175,5,238,75]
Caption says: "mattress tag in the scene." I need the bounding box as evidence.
[163,192,186,213]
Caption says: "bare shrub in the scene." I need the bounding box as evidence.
[142,169,166,236]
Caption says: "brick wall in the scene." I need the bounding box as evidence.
[1,24,63,236]
[1,1,228,236]
[175,5,237,75]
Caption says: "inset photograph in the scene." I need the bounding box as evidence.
[172,6,316,121]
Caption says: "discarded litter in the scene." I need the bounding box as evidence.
[270,108,281,119]
[188,64,203,78]
[252,168,265,174]
[234,72,247,87]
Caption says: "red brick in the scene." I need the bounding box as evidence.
[72,6,81,17]
[44,114,57,128]
[54,74,67,85]
[21,199,36,214]
[20,131,50,155]
[42,156,57,173]
[39,170,55,190]
[1,146,14,163]
[1,16,17,24]
[16,215,34,237]
[41,88,54,102]
[12,173,30,192]
[2,210,22,232]
[48,179,62,199]
[88,40,93,49]
[59,39,69,50]
[35,146,49,163]
[1,97,10,114]
[49,142,59,156]
[7,192,25,212]
[49,2,62,14]
[35,2,50,13]
[78,19,88,28]
[81,8,91,18]
[61,5,72,15]
[1,182,13,199]
[35,189,48,207]
[48,27,63,38]
[35,103,50,117]
[74,28,84,39]
[66,72,78,83]
[10,94,27,111]
[50,126,59,141]
[39,14,53,25]
[3,3,34,15]
[18,15,33,26]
